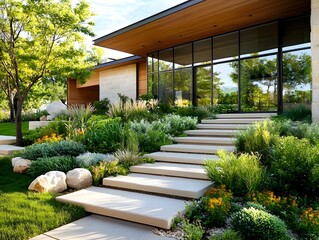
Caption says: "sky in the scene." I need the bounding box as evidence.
[86,0,186,59]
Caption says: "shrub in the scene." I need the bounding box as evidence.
[210,229,242,240]
[93,98,110,115]
[21,140,86,160]
[75,152,114,168]
[182,219,205,240]
[160,114,197,136]
[298,207,319,238]
[205,151,265,196]
[35,133,63,144]
[114,150,140,168]
[137,129,172,153]
[90,161,128,185]
[280,105,312,122]
[138,93,154,101]
[269,136,319,196]
[27,156,76,177]
[21,110,49,121]
[176,106,215,121]
[231,207,291,240]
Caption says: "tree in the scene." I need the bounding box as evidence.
[0,0,102,146]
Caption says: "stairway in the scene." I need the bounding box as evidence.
[57,113,274,230]
[0,135,24,156]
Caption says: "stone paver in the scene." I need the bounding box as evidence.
[0,135,16,145]
[0,145,24,155]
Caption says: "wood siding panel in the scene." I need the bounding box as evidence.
[77,72,99,88]
[68,79,99,106]
[138,61,147,95]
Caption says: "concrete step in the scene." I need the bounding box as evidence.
[197,123,248,130]
[185,129,239,137]
[161,144,235,154]
[216,113,276,119]
[103,173,212,199]
[32,215,173,240]
[130,162,209,180]
[174,136,234,145]
[144,152,218,165]
[56,187,186,229]
[0,135,16,145]
[0,145,24,155]
[201,118,266,124]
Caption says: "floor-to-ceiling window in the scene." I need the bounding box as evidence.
[147,15,311,112]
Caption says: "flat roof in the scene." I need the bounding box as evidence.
[93,55,143,70]
[94,0,310,57]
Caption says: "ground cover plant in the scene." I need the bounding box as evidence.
[0,155,85,240]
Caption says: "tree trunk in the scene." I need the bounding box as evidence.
[15,98,24,146]
[9,100,15,122]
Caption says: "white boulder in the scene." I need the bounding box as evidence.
[46,100,67,120]
[28,171,67,193]
[13,158,31,173]
[66,168,92,189]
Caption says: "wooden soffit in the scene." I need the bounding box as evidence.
[94,0,310,57]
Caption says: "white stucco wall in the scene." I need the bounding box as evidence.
[312,0,319,122]
[99,64,137,103]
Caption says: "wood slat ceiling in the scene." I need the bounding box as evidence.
[95,0,310,57]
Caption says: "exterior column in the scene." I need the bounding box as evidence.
[312,0,319,122]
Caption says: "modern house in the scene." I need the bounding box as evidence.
[68,0,319,121]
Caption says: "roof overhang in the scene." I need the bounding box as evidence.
[93,55,144,72]
[94,0,310,57]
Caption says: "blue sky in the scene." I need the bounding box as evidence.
[87,0,186,59]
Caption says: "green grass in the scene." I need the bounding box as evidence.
[0,155,86,240]
[0,122,29,136]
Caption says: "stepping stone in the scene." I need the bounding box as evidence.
[32,215,173,240]
[161,144,235,154]
[144,152,218,165]
[173,136,234,145]
[215,113,276,119]
[201,118,266,124]
[185,129,239,137]
[56,187,186,229]
[0,135,16,145]
[0,145,24,155]
[130,162,209,180]
[103,173,212,199]
[197,123,248,130]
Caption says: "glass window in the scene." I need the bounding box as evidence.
[159,71,173,103]
[240,22,278,57]
[213,32,238,63]
[282,16,311,51]
[196,66,212,106]
[240,55,278,112]
[147,73,158,98]
[213,62,238,111]
[174,43,192,69]
[159,48,173,71]
[147,52,158,73]
[194,38,212,66]
[174,68,192,104]
[283,49,311,111]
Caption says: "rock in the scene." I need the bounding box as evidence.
[11,156,23,167]
[39,115,47,121]
[13,158,31,173]
[28,171,67,193]
[46,100,67,120]
[66,168,92,189]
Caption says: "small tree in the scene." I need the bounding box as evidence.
[0,0,102,145]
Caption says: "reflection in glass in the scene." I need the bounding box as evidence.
[174,43,192,69]
[159,48,173,71]
[147,73,158,98]
[213,32,238,63]
[240,55,277,112]
[213,62,238,111]
[174,68,192,104]
[196,66,212,106]
[147,52,158,73]
[194,38,211,66]
[283,50,312,111]
[159,71,173,103]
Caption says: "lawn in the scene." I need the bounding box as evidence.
[0,155,86,240]
[0,122,29,136]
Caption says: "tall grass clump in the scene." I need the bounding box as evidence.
[280,105,312,122]
[205,151,266,196]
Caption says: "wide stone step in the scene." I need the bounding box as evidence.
[103,173,212,199]
[130,162,209,180]
[0,135,16,145]
[185,129,239,137]
[56,187,186,229]
[201,118,266,124]
[144,152,218,165]
[0,145,24,155]
[215,113,276,119]
[161,144,235,154]
[197,123,248,130]
[174,136,234,145]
